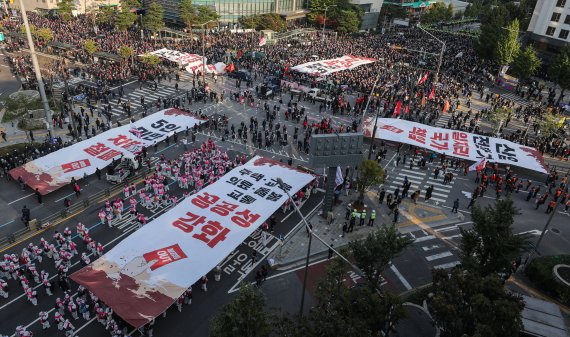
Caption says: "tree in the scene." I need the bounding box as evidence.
[495,18,520,67]
[115,7,137,31]
[307,0,362,30]
[83,39,98,55]
[337,10,360,34]
[539,112,566,139]
[548,45,570,104]
[35,27,54,42]
[57,0,76,21]
[179,0,195,29]
[118,45,134,68]
[143,1,165,33]
[95,6,116,25]
[355,159,386,205]
[349,225,413,288]
[460,199,528,277]
[430,268,525,337]
[210,284,272,337]
[193,5,220,25]
[420,2,453,24]
[20,24,36,35]
[474,5,511,60]
[510,45,541,82]
[140,54,161,66]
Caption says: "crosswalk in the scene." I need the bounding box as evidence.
[105,86,181,117]
[497,91,530,107]
[405,229,461,270]
[382,159,457,206]
[52,76,87,89]
[435,114,451,128]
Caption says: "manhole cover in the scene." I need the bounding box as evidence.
[551,228,561,234]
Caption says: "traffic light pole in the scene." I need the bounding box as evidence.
[18,0,54,137]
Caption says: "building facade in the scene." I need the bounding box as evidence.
[352,0,383,30]
[158,0,308,24]
[527,0,570,56]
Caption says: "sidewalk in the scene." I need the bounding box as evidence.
[270,187,461,270]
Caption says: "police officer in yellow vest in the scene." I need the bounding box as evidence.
[368,210,376,226]
[360,209,366,226]
[351,209,358,227]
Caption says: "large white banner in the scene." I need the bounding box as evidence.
[10,109,204,194]
[291,55,376,76]
[148,48,218,74]
[364,118,548,173]
[71,157,314,328]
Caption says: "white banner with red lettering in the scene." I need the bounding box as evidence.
[364,118,548,173]
[71,157,314,328]
[291,55,376,76]
[10,109,204,194]
[148,48,218,74]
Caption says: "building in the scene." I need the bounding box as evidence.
[158,0,309,25]
[352,0,384,30]
[383,0,438,18]
[527,0,570,57]
[9,0,119,14]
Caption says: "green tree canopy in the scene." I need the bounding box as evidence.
[210,284,272,337]
[348,225,413,288]
[118,45,134,60]
[179,0,195,29]
[495,18,520,66]
[239,13,286,32]
[141,54,161,66]
[95,6,117,25]
[510,45,541,81]
[115,5,137,31]
[548,45,570,104]
[431,268,525,337]
[57,0,76,21]
[307,0,363,30]
[143,1,165,32]
[474,5,511,60]
[35,27,53,42]
[337,10,360,34]
[192,5,220,25]
[356,159,386,204]
[20,24,36,35]
[460,199,528,277]
[83,39,98,55]
[420,2,453,24]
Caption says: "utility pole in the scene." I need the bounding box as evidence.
[322,5,336,41]
[63,73,78,138]
[417,24,445,84]
[194,19,216,88]
[18,0,54,137]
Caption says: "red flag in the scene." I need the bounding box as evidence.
[428,86,435,100]
[403,105,409,115]
[237,50,243,58]
[393,100,402,117]
[284,64,290,75]
[421,92,426,107]
[469,158,487,172]
[225,62,236,73]
[417,71,428,86]
[258,36,267,46]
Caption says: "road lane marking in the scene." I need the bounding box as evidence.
[8,193,35,205]
[425,251,453,261]
[390,264,412,290]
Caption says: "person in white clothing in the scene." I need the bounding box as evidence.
[39,310,50,329]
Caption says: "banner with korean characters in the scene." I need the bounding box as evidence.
[291,55,376,76]
[147,48,218,73]
[363,118,548,174]
[10,109,204,195]
[70,156,315,328]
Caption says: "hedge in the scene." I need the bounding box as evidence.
[525,255,570,306]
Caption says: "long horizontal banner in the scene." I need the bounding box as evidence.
[291,55,376,76]
[71,156,314,328]
[364,118,548,173]
[148,48,217,74]
[10,109,204,194]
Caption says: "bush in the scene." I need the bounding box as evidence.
[403,284,432,306]
[525,255,570,306]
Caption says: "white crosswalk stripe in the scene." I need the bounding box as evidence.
[498,92,530,107]
[435,114,451,128]
[103,86,179,116]
[405,230,461,270]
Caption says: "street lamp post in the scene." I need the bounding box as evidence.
[417,24,445,84]
[362,74,382,159]
[276,177,373,320]
[18,0,54,138]
[322,5,336,41]
[194,19,217,88]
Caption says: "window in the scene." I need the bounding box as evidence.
[546,26,556,36]
[560,29,569,39]
[557,0,566,8]
[565,15,570,24]
[552,12,562,22]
